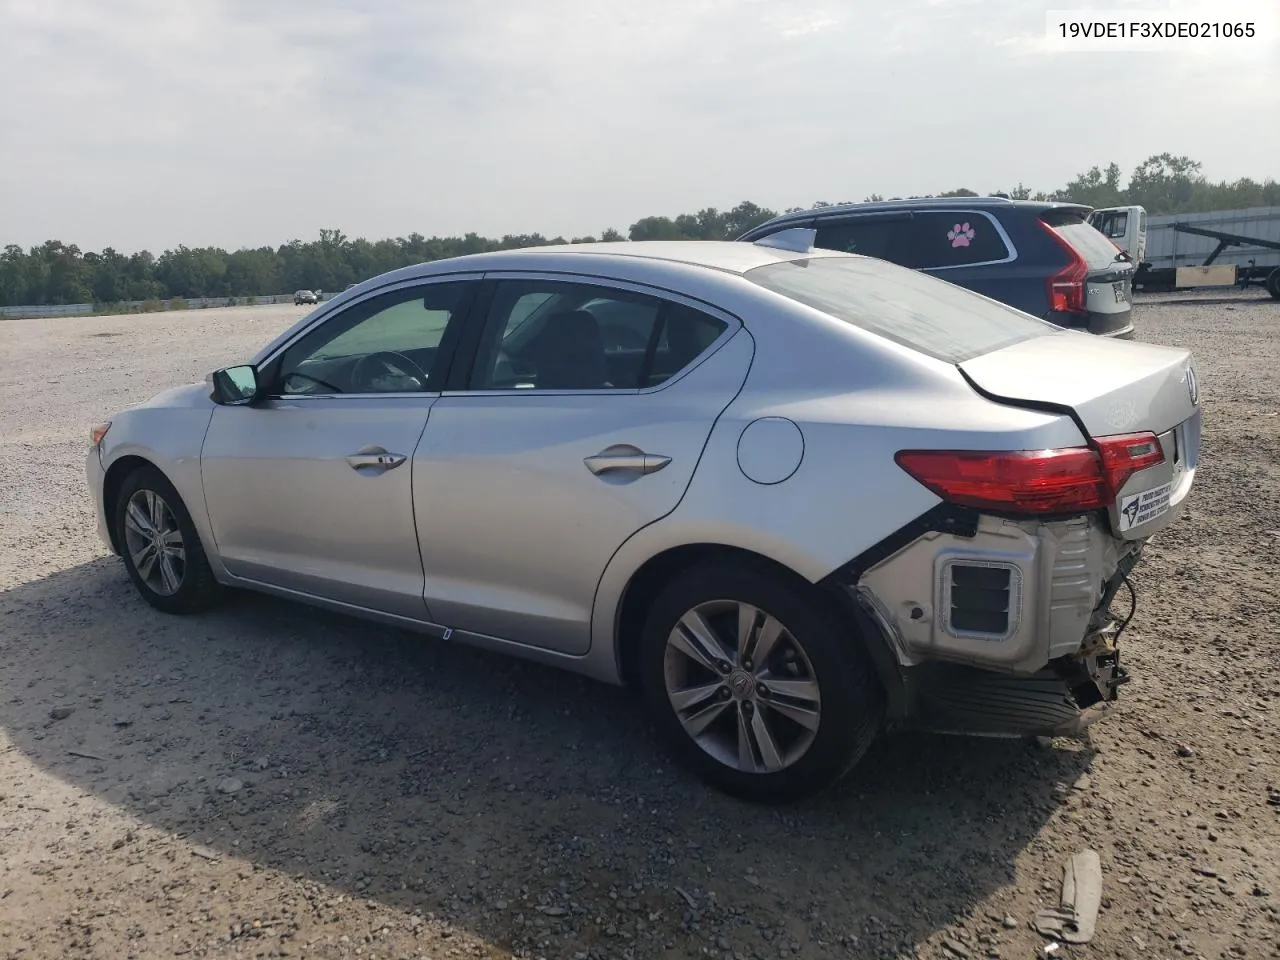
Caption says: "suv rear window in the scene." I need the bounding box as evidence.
[1047,219,1123,271]
[745,256,1055,364]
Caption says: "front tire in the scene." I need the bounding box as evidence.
[1266,267,1280,301]
[638,561,884,804]
[113,465,221,614]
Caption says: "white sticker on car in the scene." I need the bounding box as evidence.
[1118,481,1172,531]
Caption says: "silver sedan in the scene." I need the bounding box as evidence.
[86,233,1201,803]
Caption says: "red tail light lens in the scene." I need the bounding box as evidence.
[895,432,1164,515]
[1095,432,1164,492]
[1041,221,1089,314]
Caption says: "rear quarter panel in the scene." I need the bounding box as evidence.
[589,290,1087,669]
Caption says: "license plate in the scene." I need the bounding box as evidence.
[1118,482,1173,531]
[1113,281,1129,304]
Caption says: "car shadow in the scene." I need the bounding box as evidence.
[1,558,1094,957]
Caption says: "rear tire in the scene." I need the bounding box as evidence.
[638,561,884,804]
[1266,267,1280,301]
[113,465,222,614]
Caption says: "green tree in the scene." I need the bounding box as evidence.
[4,158,1279,308]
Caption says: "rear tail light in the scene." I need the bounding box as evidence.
[1095,433,1163,491]
[1040,221,1089,313]
[895,432,1164,515]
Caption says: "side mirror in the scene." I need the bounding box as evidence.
[209,365,261,405]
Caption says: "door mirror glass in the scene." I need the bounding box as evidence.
[210,365,260,405]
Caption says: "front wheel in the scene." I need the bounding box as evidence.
[113,465,222,614]
[638,562,884,804]
[1266,267,1280,301]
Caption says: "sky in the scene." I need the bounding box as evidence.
[2,0,1277,253]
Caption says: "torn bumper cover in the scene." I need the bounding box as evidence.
[833,511,1143,738]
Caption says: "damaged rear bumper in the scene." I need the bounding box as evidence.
[827,508,1150,738]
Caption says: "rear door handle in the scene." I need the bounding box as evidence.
[346,448,407,471]
[584,445,671,476]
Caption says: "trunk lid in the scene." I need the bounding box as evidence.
[960,334,1201,539]
[959,333,1196,438]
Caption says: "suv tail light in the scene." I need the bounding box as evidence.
[895,432,1164,515]
[1040,220,1089,314]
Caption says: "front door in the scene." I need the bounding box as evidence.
[413,274,753,655]
[201,278,477,619]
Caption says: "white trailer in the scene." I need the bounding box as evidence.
[1089,205,1280,298]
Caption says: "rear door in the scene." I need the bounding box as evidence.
[412,274,752,656]
[812,214,914,264]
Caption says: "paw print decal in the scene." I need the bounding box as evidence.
[947,222,976,248]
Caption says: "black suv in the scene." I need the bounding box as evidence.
[738,197,1135,338]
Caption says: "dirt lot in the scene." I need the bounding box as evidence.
[1,295,1278,960]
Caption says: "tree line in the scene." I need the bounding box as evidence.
[3,153,1276,308]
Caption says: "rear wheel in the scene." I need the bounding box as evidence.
[1266,267,1280,301]
[113,465,221,614]
[638,562,884,804]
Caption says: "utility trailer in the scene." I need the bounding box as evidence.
[1088,205,1280,299]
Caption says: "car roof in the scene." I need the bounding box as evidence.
[251,240,855,366]
[746,197,1092,234]
[395,239,848,280]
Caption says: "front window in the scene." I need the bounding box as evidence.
[746,256,1054,364]
[274,282,473,395]
[1090,211,1129,239]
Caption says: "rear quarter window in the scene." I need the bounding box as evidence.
[909,212,1012,268]
[746,255,1056,364]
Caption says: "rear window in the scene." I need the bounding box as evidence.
[1049,220,1123,271]
[745,256,1055,364]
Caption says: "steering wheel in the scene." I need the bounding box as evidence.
[350,351,428,392]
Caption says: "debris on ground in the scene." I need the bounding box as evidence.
[1033,849,1102,945]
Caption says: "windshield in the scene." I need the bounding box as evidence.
[745,256,1056,364]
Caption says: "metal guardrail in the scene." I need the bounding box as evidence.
[0,292,336,320]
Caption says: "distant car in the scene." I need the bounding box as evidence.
[739,197,1137,338]
[86,238,1200,802]
[294,290,318,305]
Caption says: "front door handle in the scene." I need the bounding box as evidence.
[584,445,671,476]
[346,448,407,471]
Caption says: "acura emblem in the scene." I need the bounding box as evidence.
[1186,364,1198,405]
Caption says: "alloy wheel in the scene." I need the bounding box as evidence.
[122,489,186,597]
[663,600,822,774]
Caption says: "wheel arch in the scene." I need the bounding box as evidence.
[612,542,904,712]
[102,454,162,554]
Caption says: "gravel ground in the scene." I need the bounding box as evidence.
[1,298,1278,960]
